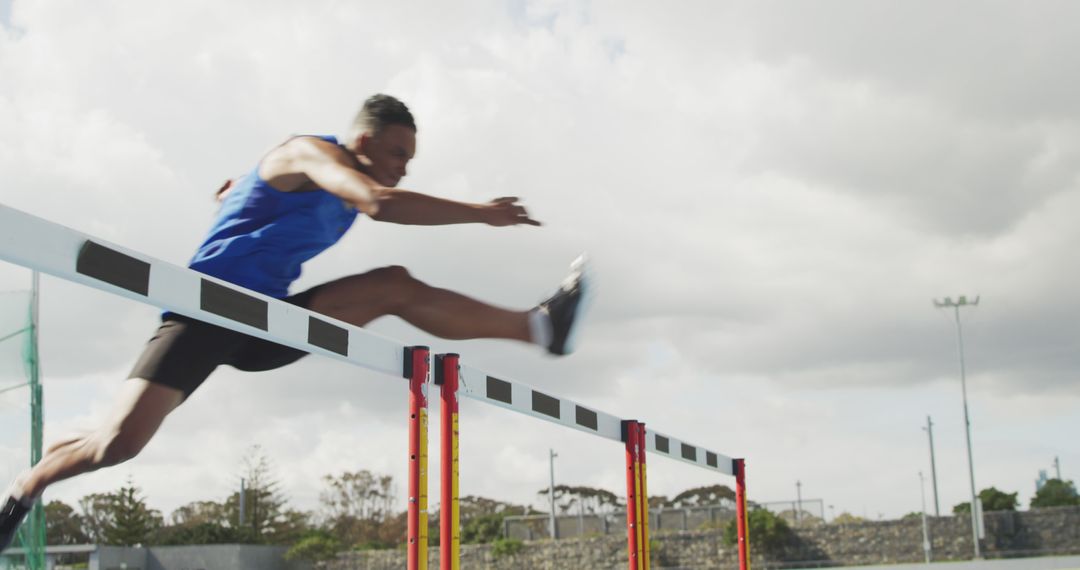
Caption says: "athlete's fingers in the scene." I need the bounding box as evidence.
[492,196,520,204]
[518,214,542,226]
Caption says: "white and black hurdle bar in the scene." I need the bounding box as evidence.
[0,203,749,570]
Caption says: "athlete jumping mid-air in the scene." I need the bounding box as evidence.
[0,94,588,550]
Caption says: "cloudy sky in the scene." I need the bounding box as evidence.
[1,0,1079,525]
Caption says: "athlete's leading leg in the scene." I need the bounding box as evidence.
[308,259,588,355]
[308,265,531,341]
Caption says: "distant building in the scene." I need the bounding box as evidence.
[1036,469,1049,491]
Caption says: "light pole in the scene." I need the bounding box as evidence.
[923,416,940,516]
[933,294,980,559]
[919,471,932,563]
[795,480,803,525]
[549,449,558,540]
[239,478,246,528]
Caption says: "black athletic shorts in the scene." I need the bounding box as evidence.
[128,287,321,398]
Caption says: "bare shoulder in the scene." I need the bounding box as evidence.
[259,136,352,192]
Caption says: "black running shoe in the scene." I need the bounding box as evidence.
[539,255,591,355]
[0,494,31,554]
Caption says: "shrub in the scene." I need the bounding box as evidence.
[491,537,523,558]
[722,509,792,556]
[284,534,341,562]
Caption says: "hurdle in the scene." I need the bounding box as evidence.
[0,203,749,570]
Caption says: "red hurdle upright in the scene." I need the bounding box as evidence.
[623,420,649,569]
[638,422,650,570]
[435,353,461,570]
[406,346,430,570]
[735,458,749,570]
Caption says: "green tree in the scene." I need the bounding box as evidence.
[668,485,737,508]
[458,495,533,519]
[226,445,304,544]
[954,486,1020,515]
[979,487,1018,512]
[159,498,259,545]
[270,508,313,545]
[461,514,505,544]
[44,501,88,545]
[79,492,116,543]
[318,469,398,548]
[722,509,792,555]
[170,500,230,528]
[102,481,163,546]
[490,537,523,558]
[158,522,254,545]
[285,532,341,562]
[320,470,396,522]
[536,485,622,515]
[831,512,866,524]
[1031,479,1080,508]
[455,495,535,545]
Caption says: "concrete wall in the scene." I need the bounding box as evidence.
[77,544,309,570]
[97,546,149,570]
[146,545,310,570]
[787,505,1080,565]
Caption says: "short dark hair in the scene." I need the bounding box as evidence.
[350,94,416,137]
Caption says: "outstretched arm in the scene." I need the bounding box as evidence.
[260,137,540,226]
[372,191,541,227]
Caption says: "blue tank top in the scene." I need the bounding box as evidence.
[188,135,359,298]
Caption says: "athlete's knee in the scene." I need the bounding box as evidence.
[370,265,427,308]
[371,264,415,284]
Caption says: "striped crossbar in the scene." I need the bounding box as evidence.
[457,364,734,475]
[0,204,406,377]
[0,203,737,475]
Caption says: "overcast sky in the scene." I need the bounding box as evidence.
[1,0,1078,524]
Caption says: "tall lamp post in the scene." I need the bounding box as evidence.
[549,449,558,540]
[933,295,980,559]
[919,471,932,563]
[923,416,940,516]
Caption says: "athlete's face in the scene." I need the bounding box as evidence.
[359,124,416,188]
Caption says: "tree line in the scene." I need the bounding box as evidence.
[37,445,747,562]
[39,443,1080,563]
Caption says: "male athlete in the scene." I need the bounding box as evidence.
[0,94,587,549]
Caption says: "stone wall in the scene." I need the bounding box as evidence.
[319,506,1080,569]
[786,505,1080,566]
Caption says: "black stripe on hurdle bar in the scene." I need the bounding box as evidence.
[200,279,268,330]
[706,451,718,468]
[681,443,697,461]
[532,390,560,419]
[655,435,670,453]
[76,241,151,296]
[486,376,512,404]
[308,317,349,356]
[575,406,598,430]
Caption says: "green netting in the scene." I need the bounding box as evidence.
[0,290,44,570]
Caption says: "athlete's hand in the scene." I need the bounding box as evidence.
[483,197,542,227]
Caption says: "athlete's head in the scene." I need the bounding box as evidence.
[346,94,416,188]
